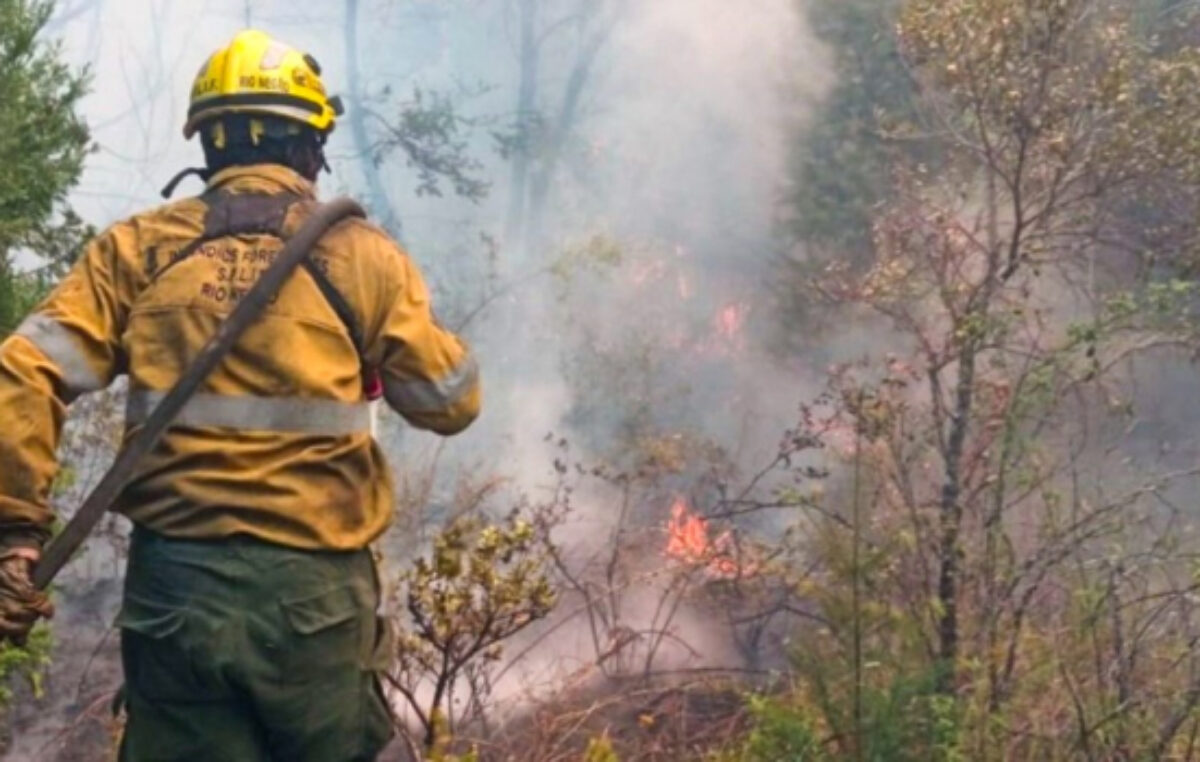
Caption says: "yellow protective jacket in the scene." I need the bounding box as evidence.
[0,164,480,552]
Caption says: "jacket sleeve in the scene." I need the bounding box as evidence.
[368,238,480,435]
[0,225,138,550]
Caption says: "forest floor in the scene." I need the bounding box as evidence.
[6,575,123,761]
[2,590,754,761]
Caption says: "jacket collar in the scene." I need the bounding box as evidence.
[205,164,317,200]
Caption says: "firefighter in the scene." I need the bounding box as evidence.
[0,29,480,760]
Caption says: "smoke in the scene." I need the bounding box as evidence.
[471,0,829,480]
[593,0,824,242]
[9,0,831,756]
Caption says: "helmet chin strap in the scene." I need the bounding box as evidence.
[286,141,325,182]
[160,167,212,199]
[304,131,331,177]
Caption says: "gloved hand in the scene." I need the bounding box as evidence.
[0,549,53,647]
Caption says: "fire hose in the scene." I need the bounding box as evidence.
[31,197,365,591]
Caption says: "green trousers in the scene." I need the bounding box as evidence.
[116,527,394,761]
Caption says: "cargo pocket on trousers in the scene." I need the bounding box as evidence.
[358,615,397,759]
[279,585,361,683]
[364,613,395,671]
[116,594,200,702]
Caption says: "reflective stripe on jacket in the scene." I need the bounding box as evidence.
[0,164,481,551]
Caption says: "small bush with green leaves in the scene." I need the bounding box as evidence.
[387,511,559,754]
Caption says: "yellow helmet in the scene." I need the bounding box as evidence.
[184,29,343,140]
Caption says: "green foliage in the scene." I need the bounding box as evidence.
[403,514,557,635]
[390,511,559,749]
[0,624,52,753]
[734,694,826,762]
[750,0,1200,759]
[721,673,963,762]
[0,267,51,335]
[0,624,50,705]
[0,0,85,723]
[898,0,1163,165]
[0,0,91,335]
[896,0,1200,276]
[0,0,90,268]
[583,733,620,762]
[373,86,490,203]
[773,0,927,352]
[785,0,916,257]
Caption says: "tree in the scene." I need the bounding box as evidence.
[502,0,621,263]
[0,0,89,741]
[773,0,922,353]
[783,0,913,258]
[748,0,1200,758]
[342,0,491,240]
[0,0,91,333]
[887,0,1200,694]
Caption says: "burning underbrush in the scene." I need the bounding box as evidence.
[364,416,823,760]
[3,219,819,761]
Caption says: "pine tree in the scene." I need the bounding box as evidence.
[0,0,88,731]
[0,0,90,334]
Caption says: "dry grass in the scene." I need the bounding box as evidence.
[457,675,753,762]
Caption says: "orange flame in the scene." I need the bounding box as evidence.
[665,497,710,562]
[664,497,746,579]
[714,303,746,341]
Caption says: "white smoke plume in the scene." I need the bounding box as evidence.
[7,1,831,756]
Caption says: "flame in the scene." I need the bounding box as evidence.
[665,497,711,562]
[714,303,746,341]
[664,497,746,579]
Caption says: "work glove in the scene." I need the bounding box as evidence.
[0,549,53,647]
